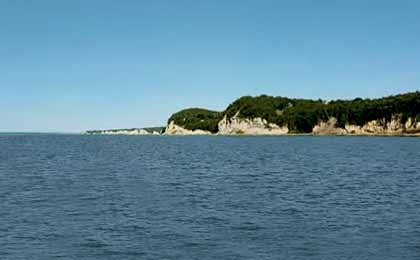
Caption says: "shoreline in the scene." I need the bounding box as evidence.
[84,133,420,137]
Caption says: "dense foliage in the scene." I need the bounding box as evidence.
[168,92,420,133]
[322,92,420,128]
[224,95,325,132]
[168,108,223,133]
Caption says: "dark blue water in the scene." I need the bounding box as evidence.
[1,135,420,260]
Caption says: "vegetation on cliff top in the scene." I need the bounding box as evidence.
[168,91,420,133]
[168,108,223,133]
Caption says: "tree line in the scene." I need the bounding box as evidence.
[168,91,420,133]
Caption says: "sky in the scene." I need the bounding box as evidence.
[1,0,420,132]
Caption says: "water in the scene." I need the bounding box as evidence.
[1,135,419,260]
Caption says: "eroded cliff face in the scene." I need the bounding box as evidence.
[313,115,420,135]
[165,121,212,135]
[217,114,289,135]
[165,114,420,136]
[312,118,348,135]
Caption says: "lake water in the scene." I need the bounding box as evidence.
[1,135,419,259]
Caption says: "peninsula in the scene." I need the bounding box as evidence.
[87,91,420,136]
[165,91,420,136]
[86,127,164,135]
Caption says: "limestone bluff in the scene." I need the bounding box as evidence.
[86,127,164,135]
[165,92,420,136]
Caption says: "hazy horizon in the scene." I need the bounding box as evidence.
[1,1,420,132]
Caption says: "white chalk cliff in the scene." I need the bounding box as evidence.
[217,114,289,135]
[165,121,212,135]
[86,128,157,135]
[312,115,420,135]
[165,113,289,135]
[166,114,420,136]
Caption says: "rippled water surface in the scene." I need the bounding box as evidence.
[1,135,420,259]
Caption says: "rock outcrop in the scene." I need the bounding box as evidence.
[165,121,212,135]
[312,118,348,135]
[217,114,289,135]
[313,115,420,136]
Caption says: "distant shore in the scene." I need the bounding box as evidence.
[86,91,420,136]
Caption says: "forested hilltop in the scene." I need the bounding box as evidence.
[167,91,420,134]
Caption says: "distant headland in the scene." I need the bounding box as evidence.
[86,127,165,135]
[86,91,420,136]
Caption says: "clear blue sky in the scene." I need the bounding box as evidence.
[1,0,419,132]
